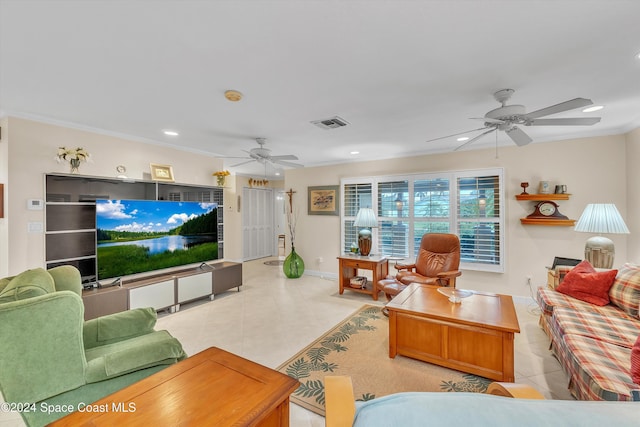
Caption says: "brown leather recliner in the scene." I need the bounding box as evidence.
[379,233,462,300]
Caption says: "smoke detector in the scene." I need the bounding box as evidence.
[224,90,243,102]
[311,116,349,130]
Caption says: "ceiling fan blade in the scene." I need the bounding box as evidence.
[454,128,496,151]
[229,160,256,167]
[426,126,490,143]
[525,117,601,126]
[505,126,532,146]
[271,159,304,168]
[270,154,299,161]
[525,98,593,119]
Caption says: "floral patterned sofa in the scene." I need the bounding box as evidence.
[537,261,640,401]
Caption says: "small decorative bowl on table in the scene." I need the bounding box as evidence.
[437,287,474,303]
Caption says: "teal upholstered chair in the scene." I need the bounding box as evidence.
[0,266,187,426]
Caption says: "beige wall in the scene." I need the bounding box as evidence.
[627,127,640,262]
[285,134,633,297]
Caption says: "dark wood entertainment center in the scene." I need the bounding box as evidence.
[45,173,242,320]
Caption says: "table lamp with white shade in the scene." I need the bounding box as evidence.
[574,203,629,268]
[353,207,378,256]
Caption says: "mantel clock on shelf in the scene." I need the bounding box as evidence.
[526,200,569,220]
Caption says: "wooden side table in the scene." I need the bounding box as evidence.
[337,255,388,301]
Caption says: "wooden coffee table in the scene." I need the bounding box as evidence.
[386,283,520,382]
[49,347,300,427]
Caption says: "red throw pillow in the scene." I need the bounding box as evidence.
[556,260,618,306]
[632,335,640,385]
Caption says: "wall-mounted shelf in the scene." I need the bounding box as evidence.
[519,218,576,226]
[516,192,575,226]
[515,193,571,201]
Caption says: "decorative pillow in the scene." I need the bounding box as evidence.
[632,335,640,385]
[609,263,640,318]
[0,268,56,304]
[556,260,617,306]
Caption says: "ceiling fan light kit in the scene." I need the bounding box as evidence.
[429,89,602,151]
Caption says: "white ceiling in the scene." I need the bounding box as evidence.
[2,0,640,178]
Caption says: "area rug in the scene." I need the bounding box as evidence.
[277,304,491,416]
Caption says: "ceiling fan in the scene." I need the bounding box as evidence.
[427,89,601,151]
[226,138,303,168]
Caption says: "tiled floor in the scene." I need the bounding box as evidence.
[0,258,573,427]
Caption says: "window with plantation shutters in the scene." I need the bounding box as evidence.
[378,180,409,257]
[456,173,502,269]
[412,177,451,257]
[341,168,504,273]
[342,183,372,253]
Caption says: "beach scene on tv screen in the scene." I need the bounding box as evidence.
[96,199,218,280]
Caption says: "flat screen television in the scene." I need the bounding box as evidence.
[96,199,219,281]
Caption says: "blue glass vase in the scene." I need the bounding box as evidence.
[283,246,305,279]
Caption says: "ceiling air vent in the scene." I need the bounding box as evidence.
[311,116,350,130]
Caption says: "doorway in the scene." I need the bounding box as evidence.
[242,187,275,261]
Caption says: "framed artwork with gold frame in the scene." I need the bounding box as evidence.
[308,185,339,215]
[149,163,175,182]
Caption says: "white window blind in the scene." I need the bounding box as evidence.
[343,183,372,253]
[377,180,409,257]
[341,168,504,272]
[412,177,451,257]
[457,174,501,268]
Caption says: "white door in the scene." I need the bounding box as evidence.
[242,187,274,260]
[274,190,286,256]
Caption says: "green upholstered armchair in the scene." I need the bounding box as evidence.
[0,266,187,426]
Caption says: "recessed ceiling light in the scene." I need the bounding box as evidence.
[350,151,360,155]
[275,172,281,176]
[457,137,469,142]
[163,130,179,136]
[582,105,604,113]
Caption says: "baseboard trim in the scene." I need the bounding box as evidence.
[303,269,338,281]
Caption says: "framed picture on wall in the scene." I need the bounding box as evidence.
[308,185,339,215]
[150,163,175,182]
